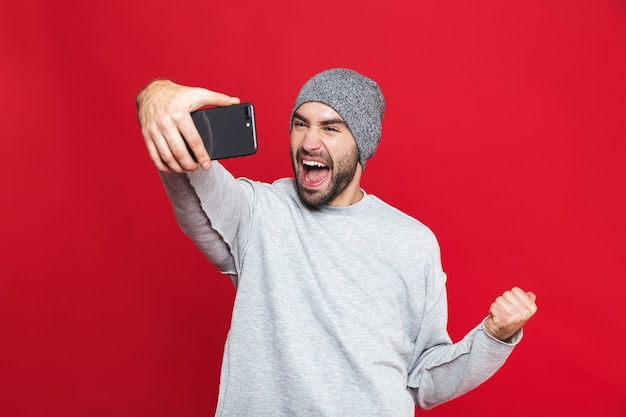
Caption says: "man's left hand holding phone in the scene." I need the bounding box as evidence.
[136,79,240,173]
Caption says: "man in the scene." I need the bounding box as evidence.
[137,68,537,416]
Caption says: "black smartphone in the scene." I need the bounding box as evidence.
[187,103,257,160]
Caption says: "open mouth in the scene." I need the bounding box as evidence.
[302,159,330,187]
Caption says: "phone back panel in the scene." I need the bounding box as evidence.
[191,103,257,160]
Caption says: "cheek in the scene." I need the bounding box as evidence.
[333,140,358,162]
[289,140,298,159]
[289,131,301,151]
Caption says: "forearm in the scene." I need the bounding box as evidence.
[159,170,236,274]
[409,320,520,409]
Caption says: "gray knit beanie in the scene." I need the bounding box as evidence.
[291,68,385,169]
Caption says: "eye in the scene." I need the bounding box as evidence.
[324,125,339,132]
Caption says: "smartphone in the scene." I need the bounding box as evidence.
[187,103,257,161]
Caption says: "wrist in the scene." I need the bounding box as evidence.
[482,317,523,345]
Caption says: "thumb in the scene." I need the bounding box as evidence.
[187,87,240,111]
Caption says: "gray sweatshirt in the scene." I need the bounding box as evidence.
[160,163,520,416]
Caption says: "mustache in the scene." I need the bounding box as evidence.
[296,148,331,164]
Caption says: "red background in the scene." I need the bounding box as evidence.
[2,0,625,416]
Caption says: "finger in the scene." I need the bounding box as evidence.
[497,289,538,322]
[144,137,172,173]
[177,111,212,170]
[504,288,529,308]
[160,111,200,171]
[187,88,240,111]
[489,296,514,321]
[141,124,177,172]
[508,287,538,315]
[149,108,200,172]
[149,127,187,173]
[509,287,536,303]
[490,293,524,323]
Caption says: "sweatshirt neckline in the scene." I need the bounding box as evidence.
[313,189,372,216]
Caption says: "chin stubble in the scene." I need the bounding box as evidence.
[290,147,358,208]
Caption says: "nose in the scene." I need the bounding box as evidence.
[301,127,322,153]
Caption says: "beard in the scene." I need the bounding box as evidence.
[290,145,359,209]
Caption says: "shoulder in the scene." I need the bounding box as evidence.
[367,195,438,241]
[235,176,299,206]
[271,177,297,193]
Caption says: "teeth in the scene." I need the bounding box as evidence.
[303,160,327,168]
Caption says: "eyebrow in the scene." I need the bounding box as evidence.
[293,112,347,127]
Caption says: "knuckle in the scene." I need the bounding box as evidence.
[171,146,187,160]
[185,135,201,147]
[143,128,159,144]
[155,117,171,132]
[160,153,174,164]
[170,110,186,124]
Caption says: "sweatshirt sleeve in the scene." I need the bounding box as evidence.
[159,162,255,280]
[408,318,521,409]
[405,238,521,409]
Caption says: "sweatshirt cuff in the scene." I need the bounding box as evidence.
[479,317,524,346]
